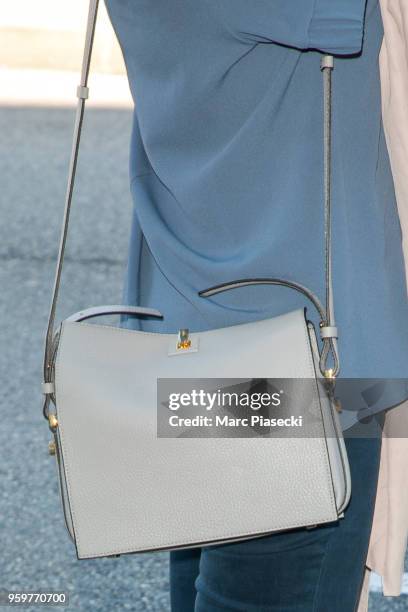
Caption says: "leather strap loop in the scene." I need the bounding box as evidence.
[199,278,326,321]
[66,305,163,323]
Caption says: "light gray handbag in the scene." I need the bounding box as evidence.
[42,0,351,560]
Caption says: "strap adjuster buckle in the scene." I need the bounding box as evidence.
[319,324,338,340]
[77,85,89,99]
[42,381,55,395]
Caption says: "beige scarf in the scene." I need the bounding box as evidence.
[357,1,408,608]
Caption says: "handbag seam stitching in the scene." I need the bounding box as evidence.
[55,314,338,558]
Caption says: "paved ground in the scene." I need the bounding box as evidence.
[0,106,407,611]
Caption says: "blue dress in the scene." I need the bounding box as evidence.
[105,0,408,429]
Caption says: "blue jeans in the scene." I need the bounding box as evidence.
[170,432,383,611]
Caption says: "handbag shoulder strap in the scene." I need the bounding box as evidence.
[199,56,338,378]
[43,0,99,394]
[42,0,339,417]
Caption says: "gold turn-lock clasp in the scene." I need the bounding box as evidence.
[177,328,191,350]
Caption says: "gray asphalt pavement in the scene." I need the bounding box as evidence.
[0,106,407,611]
[0,107,169,612]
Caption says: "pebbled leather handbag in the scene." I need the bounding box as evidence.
[42,0,351,559]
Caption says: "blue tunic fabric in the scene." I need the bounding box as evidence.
[105,0,408,429]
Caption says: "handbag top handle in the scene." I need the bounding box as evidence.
[42,0,339,411]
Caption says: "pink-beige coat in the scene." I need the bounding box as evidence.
[357,1,408,609]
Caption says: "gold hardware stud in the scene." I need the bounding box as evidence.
[324,368,335,381]
[48,413,58,432]
[177,328,191,350]
[48,440,56,455]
